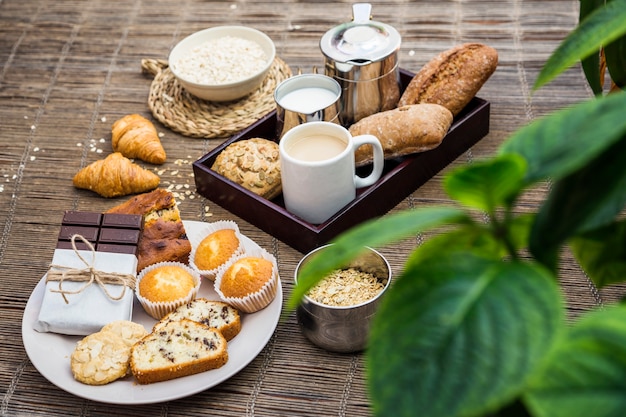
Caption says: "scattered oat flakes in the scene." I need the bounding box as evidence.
[306,268,387,307]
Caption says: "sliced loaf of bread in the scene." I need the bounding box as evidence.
[153,298,241,341]
[130,319,228,384]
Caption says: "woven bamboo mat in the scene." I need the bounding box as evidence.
[1,0,623,416]
[143,57,293,138]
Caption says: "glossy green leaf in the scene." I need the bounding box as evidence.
[406,213,534,265]
[498,91,626,185]
[444,154,527,213]
[529,132,626,269]
[605,33,626,88]
[579,0,605,94]
[407,225,504,265]
[533,0,626,90]
[367,254,564,417]
[524,305,626,417]
[571,220,626,288]
[287,206,468,309]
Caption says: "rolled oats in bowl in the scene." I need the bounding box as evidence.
[168,25,276,102]
[171,36,268,85]
[306,267,388,307]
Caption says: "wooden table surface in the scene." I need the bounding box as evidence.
[1,0,621,415]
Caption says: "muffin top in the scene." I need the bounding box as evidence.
[139,265,196,302]
[219,257,274,299]
[194,229,240,271]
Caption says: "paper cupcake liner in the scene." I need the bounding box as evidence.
[135,261,202,320]
[214,247,279,313]
[189,220,246,281]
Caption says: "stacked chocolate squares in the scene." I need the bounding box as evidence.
[34,211,143,335]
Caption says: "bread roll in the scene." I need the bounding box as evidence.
[398,43,498,115]
[349,103,453,166]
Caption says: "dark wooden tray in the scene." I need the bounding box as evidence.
[193,69,491,253]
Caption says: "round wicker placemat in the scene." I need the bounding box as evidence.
[141,57,293,139]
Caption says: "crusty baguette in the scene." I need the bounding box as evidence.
[348,103,453,166]
[130,319,228,384]
[398,43,498,115]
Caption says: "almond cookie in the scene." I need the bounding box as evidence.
[398,43,498,116]
[101,320,148,347]
[70,331,130,385]
[211,138,281,200]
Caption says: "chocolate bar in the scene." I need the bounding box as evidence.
[57,210,143,255]
[35,210,143,336]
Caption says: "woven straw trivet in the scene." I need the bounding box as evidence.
[141,58,293,139]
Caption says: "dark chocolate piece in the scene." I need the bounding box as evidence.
[57,211,143,255]
[96,243,139,255]
[62,211,102,226]
[58,226,99,242]
[102,213,143,229]
[56,240,92,251]
[99,228,141,245]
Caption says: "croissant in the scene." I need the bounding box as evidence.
[111,114,166,165]
[73,152,160,198]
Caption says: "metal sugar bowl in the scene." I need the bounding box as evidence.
[320,3,402,126]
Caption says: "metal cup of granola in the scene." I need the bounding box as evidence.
[295,244,391,353]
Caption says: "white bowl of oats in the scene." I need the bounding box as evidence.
[295,244,392,353]
[169,26,276,102]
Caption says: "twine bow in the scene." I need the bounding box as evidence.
[46,234,136,304]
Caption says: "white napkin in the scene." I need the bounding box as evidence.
[33,249,137,335]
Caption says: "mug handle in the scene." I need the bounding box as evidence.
[351,134,384,188]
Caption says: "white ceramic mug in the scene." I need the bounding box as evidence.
[279,121,384,224]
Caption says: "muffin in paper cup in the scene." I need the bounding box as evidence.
[214,247,279,313]
[189,220,246,281]
[135,261,202,319]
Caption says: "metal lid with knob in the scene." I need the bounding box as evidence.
[320,3,401,71]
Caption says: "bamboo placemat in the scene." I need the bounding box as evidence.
[2,0,621,416]
[142,57,293,139]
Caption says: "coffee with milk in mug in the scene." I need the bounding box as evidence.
[279,121,384,224]
[284,134,347,162]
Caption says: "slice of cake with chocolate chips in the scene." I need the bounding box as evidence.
[130,318,228,384]
[153,298,241,341]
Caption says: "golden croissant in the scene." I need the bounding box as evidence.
[111,114,166,164]
[73,152,160,198]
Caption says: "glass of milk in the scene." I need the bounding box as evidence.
[274,74,342,139]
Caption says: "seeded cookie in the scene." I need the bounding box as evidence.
[101,320,148,347]
[211,138,281,200]
[70,331,130,385]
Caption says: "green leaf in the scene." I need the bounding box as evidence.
[571,220,626,288]
[406,213,535,266]
[529,132,626,268]
[407,224,504,266]
[444,154,527,213]
[605,32,626,88]
[367,254,564,417]
[498,91,626,185]
[287,206,468,309]
[579,0,606,94]
[524,305,626,417]
[533,0,626,90]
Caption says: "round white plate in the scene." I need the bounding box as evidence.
[21,220,282,405]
